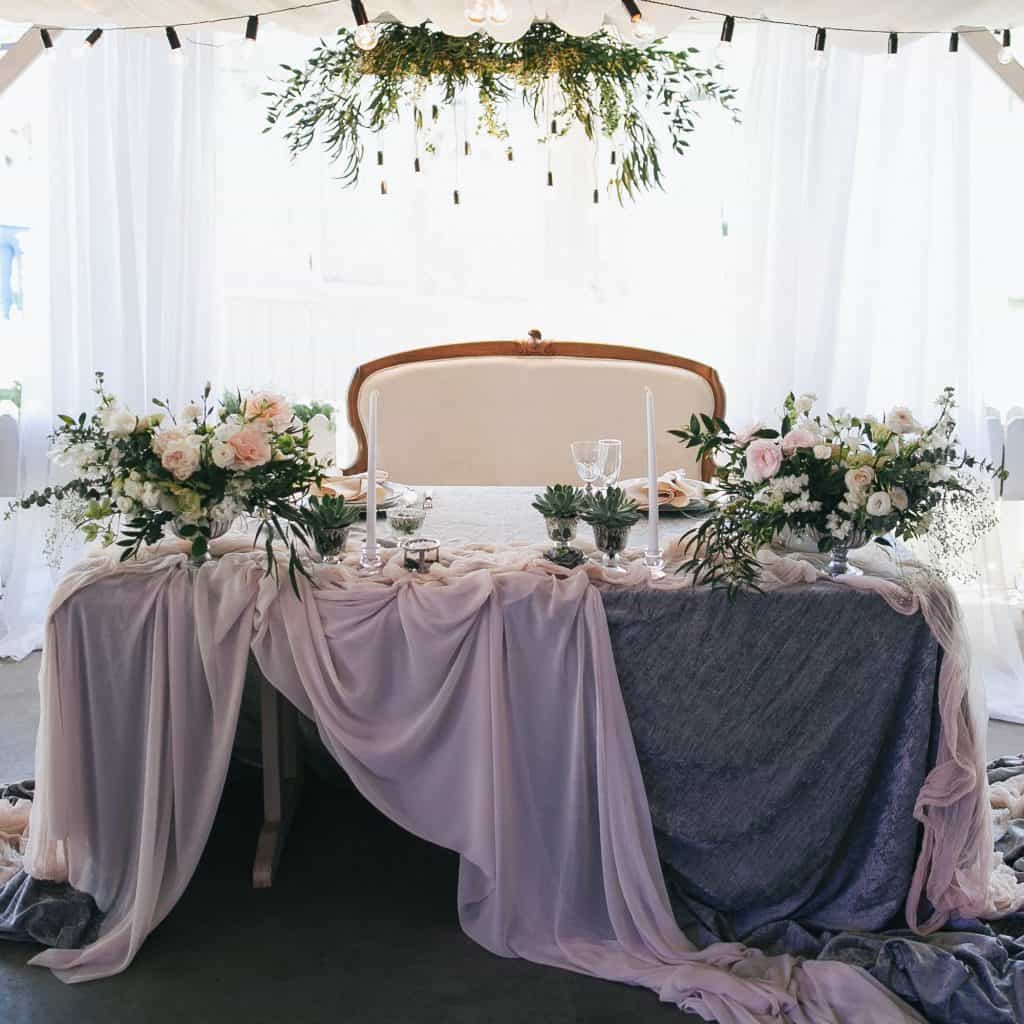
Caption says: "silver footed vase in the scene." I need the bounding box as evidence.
[827,529,870,577]
[171,518,234,568]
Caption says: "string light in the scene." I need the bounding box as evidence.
[165,26,184,64]
[715,14,734,59]
[39,27,54,53]
[621,0,654,41]
[245,14,259,43]
[888,32,899,55]
[73,27,101,58]
[999,28,1013,64]
[810,26,826,68]
[949,31,959,53]
[351,0,380,50]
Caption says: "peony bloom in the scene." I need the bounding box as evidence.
[161,436,202,481]
[866,491,892,517]
[886,406,922,435]
[744,439,783,483]
[227,423,272,470]
[782,428,818,453]
[890,487,909,511]
[844,466,875,492]
[813,444,834,460]
[242,391,293,432]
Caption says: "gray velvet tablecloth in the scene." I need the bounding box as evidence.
[600,584,938,940]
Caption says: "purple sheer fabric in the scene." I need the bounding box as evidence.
[24,548,922,1020]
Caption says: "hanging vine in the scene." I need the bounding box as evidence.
[264,22,740,202]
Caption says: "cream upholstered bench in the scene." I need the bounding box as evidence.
[343,340,725,485]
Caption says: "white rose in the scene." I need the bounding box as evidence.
[211,441,236,469]
[891,487,909,511]
[886,406,922,435]
[866,491,892,517]
[140,483,162,509]
[116,495,135,514]
[152,424,196,457]
[181,402,203,420]
[844,467,875,492]
[813,444,833,460]
[107,409,137,437]
[214,416,243,443]
[794,393,816,415]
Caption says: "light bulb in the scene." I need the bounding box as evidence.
[169,48,186,66]
[714,39,732,61]
[489,0,509,25]
[632,18,655,42]
[354,22,380,50]
[999,45,1014,64]
[809,49,826,69]
[465,1,488,25]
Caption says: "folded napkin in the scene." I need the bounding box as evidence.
[319,471,389,504]
[622,470,704,510]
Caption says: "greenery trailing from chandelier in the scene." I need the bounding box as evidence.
[264,22,740,202]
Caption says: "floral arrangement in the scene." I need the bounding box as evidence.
[265,22,739,202]
[672,388,1007,593]
[7,374,324,588]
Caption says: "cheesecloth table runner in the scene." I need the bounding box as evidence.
[17,538,922,1022]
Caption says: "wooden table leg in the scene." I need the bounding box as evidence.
[253,676,303,888]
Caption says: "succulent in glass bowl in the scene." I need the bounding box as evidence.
[532,484,587,568]
[581,486,642,575]
[302,494,360,564]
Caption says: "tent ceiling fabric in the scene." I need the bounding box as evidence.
[11,1,1024,36]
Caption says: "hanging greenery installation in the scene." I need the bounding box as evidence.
[264,22,740,202]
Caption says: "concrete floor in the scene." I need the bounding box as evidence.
[3,653,1024,1024]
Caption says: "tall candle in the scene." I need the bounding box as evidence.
[365,390,379,552]
[644,387,658,557]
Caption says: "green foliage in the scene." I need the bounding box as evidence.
[292,400,336,427]
[264,22,740,202]
[581,486,641,529]
[532,483,585,519]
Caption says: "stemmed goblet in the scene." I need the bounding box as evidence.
[570,441,601,495]
[594,439,622,491]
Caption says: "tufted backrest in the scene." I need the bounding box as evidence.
[344,341,725,486]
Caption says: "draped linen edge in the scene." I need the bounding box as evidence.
[11,538,961,1019]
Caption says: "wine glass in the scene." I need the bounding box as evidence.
[570,441,601,494]
[595,439,623,490]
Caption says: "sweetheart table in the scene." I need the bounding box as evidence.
[15,485,997,1022]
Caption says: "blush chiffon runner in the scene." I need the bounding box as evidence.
[10,531,1012,1021]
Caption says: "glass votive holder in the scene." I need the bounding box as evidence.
[387,505,426,542]
[403,537,440,574]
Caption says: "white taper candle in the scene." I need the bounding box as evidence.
[365,390,379,551]
[645,386,658,557]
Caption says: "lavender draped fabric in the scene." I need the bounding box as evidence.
[20,546,920,1021]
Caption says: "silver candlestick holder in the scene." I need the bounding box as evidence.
[643,550,665,580]
[357,541,384,576]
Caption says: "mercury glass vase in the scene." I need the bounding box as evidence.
[312,526,351,565]
[591,522,631,576]
[544,515,578,552]
[827,529,870,577]
[171,518,234,568]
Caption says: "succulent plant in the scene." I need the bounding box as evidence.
[581,486,642,530]
[532,484,586,520]
[302,493,359,547]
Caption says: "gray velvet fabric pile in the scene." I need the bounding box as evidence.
[0,781,102,948]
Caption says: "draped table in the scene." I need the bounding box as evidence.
[11,485,1002,1022]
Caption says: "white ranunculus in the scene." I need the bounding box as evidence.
[813,444,833,460]
[886,406,922,435]
[890,487,909,511]
[181,402,203,421]
[844,466,875,492]
[866,491,892,517]
[794,393,816,415]
[140,483,162,509]
[116,496,135,514]
[211,441,236,469]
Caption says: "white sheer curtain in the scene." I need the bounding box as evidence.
[3,24,1022,722]
[0,31,219,658]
